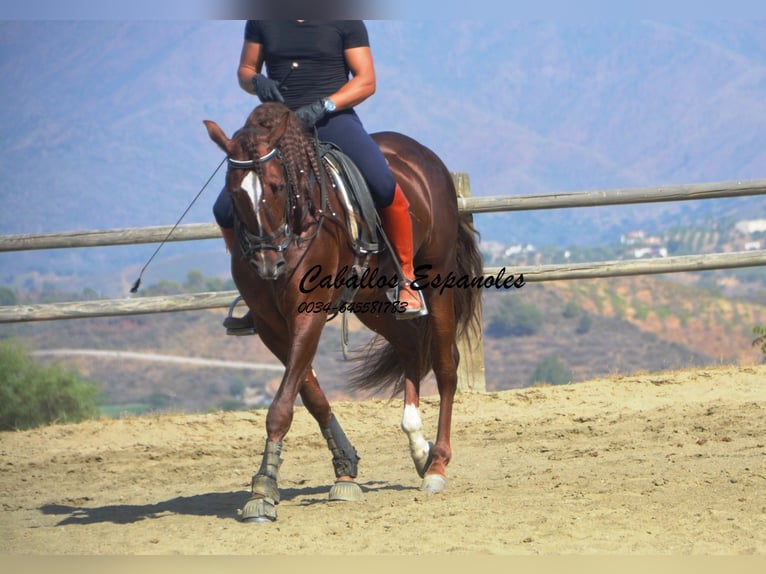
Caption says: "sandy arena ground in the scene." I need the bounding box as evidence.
[1,364,765,556]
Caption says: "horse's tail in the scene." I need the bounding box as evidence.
[347,213,483,396]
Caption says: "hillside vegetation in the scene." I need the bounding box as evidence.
[547,275,766,365]
[0,340,99,430]
[2,272,763,415]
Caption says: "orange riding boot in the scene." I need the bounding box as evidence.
[378,185,428,318]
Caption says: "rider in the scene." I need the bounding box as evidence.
[214,20,425,334]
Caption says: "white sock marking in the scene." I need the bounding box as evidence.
[401,404,430,468]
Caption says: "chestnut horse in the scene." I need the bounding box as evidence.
[204,102,482,523]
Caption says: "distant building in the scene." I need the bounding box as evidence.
[633,247,667,258]
[621,230,646,245]
[735,219,766,234]
[504,244,535,257]
[480,240,536,262]
[621,229,662,246]
[480,240,507,262]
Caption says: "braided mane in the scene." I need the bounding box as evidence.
[244,102,323,205]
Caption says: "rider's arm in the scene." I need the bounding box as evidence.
[237,41,264,95]
[325,46,376,111]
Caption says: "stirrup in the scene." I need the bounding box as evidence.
[387,281,429,320]
[223,296,257,336]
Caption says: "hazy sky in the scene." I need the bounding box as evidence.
[2,18,764,236]
[0,1,763,20]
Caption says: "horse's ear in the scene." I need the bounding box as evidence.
[203,120,234,155]
[268,111,291,146]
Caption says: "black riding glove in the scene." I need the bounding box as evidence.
[251,74,285,103]
[295,100,328,127]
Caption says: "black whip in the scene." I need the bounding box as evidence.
[278,61,299,91]
[130,156,226,293]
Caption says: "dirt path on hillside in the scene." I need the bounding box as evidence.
[1,364,765,555]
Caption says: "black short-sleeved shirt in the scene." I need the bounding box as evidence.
[245,20,370,109]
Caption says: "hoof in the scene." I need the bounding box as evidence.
[413,441,434,479]
[328,480,363,502]
[241,496,277,523]
[251,474,280,504]
[420,474,447,494]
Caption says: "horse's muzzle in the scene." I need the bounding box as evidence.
[250,251,287,280]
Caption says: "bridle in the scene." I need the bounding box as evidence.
[227,149,294,260]
[225,135,329,279]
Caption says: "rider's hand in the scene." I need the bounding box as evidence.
[251,74,285,103]
[295,100,327,127]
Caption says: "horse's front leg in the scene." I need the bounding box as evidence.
[299,372,363,502]
[241,310,327,523]
[242,436,283,523]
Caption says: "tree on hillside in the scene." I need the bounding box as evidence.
[140,279,183,296]
[487,296,543,337]
[183,270,207,292]
[529,355,573,386]
[562,301,582,319]
[753,326,766,358]
[0,286,18,306]
[0,339,100,430]
[138,270,234,296]
[575,313,592,334]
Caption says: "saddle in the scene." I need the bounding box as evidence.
[317,142,381,255]
[316,141,406,348]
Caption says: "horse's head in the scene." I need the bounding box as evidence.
[204,103,315,280]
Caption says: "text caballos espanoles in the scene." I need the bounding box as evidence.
[299,264,525,296]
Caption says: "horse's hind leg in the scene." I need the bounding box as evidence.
[401,376,434,479]
[362,316,440,488]
[408,291,459,494]
[300,370,363,502]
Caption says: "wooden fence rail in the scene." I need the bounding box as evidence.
[0,223,221,252]
[458,178,766,213]
[2,251,764,324]
[3,178,765,252]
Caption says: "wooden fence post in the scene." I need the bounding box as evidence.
[452,172,487,393]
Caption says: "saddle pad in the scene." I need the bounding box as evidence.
[321,144,380,254]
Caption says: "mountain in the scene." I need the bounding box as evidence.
[1,20,765,296]
[366,21,766,246]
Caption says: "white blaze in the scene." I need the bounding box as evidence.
[241,172,262,209]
